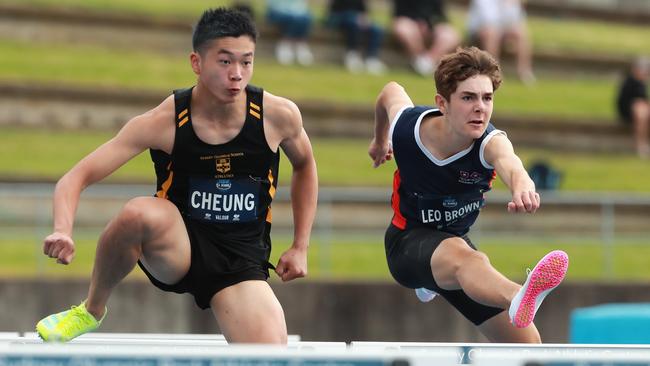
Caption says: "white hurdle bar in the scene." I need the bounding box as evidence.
[21,332,301,341]
[473,348,650,366]
[351,341,650,364]
[0,343,460,366]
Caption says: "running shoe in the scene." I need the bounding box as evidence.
[509,250,569,328]
[415,288,438,303]
[36,301,106,342]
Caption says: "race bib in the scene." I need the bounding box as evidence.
[416,192,485,229]
[187,177,260,223]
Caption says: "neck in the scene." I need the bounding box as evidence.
[192,84,246,123]
[429,116,474,157]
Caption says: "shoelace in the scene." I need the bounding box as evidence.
[56,306,92,335]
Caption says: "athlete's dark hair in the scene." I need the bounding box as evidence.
[434,47,502,101]
[192,7,258,54]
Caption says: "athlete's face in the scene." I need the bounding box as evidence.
[436,75,494,140]
[191,36,255,103]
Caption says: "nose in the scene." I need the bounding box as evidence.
[229,64,242,81]
[474,99,487,113]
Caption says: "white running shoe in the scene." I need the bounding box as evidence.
[508,250,569,328]
[415,288,438,303]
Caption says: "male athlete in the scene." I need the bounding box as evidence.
[369,47,568,342]
[36,8,318,343]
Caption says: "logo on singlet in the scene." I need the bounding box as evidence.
[216,158,231,173]
[459,171,483,184]
[215,179,232,191]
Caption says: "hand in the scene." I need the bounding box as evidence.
[275,246,308,282]
[43,232,75,265]
[368,138,393,168]
[507,190,540,213]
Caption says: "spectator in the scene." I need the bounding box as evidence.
[391,0,460,76]
[617,56,650,158]
[467,0,535,84]
[266,0,314,66]
[327,0,387,75]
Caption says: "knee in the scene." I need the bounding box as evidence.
[265,303,288,344]
[117,197,151,228]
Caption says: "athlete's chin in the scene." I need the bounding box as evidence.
[466,125,487,138]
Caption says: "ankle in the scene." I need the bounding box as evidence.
[84,302,106,321]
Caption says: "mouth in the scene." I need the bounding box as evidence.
[468,120,484,126]
[228,88,241,95]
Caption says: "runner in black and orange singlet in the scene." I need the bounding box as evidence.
[36,7,317,344]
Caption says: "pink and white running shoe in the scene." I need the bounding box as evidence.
[508,250,569,328]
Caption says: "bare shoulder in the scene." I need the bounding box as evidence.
[484,131,515,162]
[263,91,303,139]
[118,95,176,152]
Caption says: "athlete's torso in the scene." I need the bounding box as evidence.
[150,85,279,238]
[389,105,501,235]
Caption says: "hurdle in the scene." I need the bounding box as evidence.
[350,341,650,364]
[473,348,650,366]
[0,343,459,366]
[21,332,301,341]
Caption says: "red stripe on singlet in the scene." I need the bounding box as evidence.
[391,169,407,229]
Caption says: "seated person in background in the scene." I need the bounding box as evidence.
[327,0,387,75]
[466,0,535,84]
[391,0,460,76]
[266,0,314,65]
[617,56,650,158]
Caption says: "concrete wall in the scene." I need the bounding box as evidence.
[3,279,650,343]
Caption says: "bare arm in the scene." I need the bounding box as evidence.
[264,93,318,281]
[45,97,175,264]
[369,82,414,167]
[484,134,540,213]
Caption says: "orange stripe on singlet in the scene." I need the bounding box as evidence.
[178,116,189,127]
[156,164,174,199]
[249,109,261,119]
[266,169,275,223]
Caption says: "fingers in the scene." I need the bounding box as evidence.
[274,259,306,282]
[508,191,540,213]
[43,233,74,265]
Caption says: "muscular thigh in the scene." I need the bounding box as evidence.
[127,197,191,285]
[210,280,286,343]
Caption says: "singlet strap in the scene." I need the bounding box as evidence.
[173,87,193,128]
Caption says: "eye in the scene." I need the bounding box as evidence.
[483,95,493,102]
[219,59,230,65]
[462,95,472,101]
[243,60,252,66]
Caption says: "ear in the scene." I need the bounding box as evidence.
[435,94,447,115]
[190,52,201,75]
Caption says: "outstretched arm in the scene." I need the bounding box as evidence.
[369,82,413,168]
[264,94,318,281]
[45,97,175,264]
[484,134,540,213]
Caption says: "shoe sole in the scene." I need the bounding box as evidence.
[509,250,569,328]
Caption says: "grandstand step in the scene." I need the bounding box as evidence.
[0,82,635,154]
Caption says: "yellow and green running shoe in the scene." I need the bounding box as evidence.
[36,301,106,342]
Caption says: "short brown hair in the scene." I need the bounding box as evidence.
[434,47,502,101]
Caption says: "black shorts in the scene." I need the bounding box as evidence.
[138,216,271,310]
[385,224,503,325]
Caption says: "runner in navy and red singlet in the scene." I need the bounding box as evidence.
[369,47,568,342]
